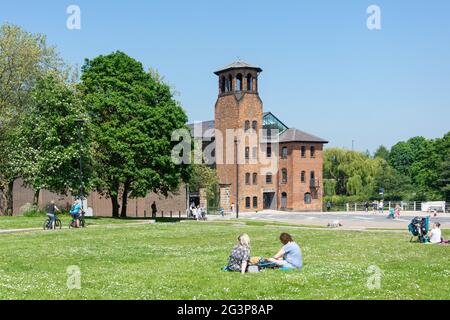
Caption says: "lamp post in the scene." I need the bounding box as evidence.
[234,137,239,219]
[75,119,85,210]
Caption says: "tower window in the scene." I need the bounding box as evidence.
[311,146,316,158]
[266,173,273,184]
[282,147,288,159]
[252,173,257,185]
[301,146,306,158]
[236,74,243,91]
[221,76,226,94]
[245,147,250,160]
[253,196,258,208]
[246,74,253,91]
[301,171,306,183]
[252,120,257,131]
[266,145,272,158]
[244,120,250,131]
[281,169,288,184]
[228,74,233,92]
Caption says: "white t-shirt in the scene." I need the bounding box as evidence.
[429,228,442,244]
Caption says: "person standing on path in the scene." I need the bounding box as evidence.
[151,201,157,218]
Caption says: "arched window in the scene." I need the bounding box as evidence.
[281,168,288,184]
[311,146,316,158]
[253,196,258,208]
[244,120,250,131]
[301,171,306,183]
[245,147,250,160]
[246,74,253,91]
[252,120,257,131]
[281,192,287,209]
[301,146,306,158]
[221,76,226,94]
[282,147,288,159]
[252,173,257,185]
[245,173,250,185]
[245,197,251,209]
[266,173,273,184]
[236,74,243,91]
[228,74,233,92]
[304,192,312,204]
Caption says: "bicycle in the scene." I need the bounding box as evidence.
[43,215,62,230]
[69,211,86,229]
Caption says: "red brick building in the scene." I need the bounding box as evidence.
[190,60,328,212]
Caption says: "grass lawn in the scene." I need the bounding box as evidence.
[0,220,448,300]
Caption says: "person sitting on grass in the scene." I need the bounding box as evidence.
[429,222,442,244]
[226,234,251,274]
[267,233,302,270]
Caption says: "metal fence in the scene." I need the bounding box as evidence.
[323,201,449,213]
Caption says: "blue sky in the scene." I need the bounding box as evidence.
[1,0,449,152]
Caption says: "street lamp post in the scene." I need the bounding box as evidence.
[75,119,85,210]
[234,137,239,219]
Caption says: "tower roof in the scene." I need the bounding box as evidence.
[214,60,262,75]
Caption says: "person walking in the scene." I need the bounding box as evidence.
[379,200,384,214]
[364,201,369,212]
[151,201,157,218]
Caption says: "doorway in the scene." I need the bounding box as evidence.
[263,192,276,210]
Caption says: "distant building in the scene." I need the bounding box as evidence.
[189,60,328,212]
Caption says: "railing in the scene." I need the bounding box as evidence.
[323,201,449,213]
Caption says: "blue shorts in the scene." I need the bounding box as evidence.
[276,260,301,270]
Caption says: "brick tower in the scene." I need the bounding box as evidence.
[214,61,264,213]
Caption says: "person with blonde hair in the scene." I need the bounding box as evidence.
[226,234,251,274]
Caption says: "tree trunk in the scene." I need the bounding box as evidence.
[111,194,120,218]
[120,180,131,218]
[33,189,40,207]
[6,180,14,216]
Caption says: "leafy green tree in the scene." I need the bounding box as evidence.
[79,51,190,217]
[20,74,92,205]
[374,145,390,160]
[189,164,219,201]
[0,23,67,215]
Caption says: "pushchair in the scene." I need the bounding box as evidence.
[408,216,429,243]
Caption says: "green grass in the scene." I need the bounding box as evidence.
[0,220,448,300]
[0,215,149,230]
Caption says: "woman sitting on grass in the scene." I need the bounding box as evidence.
[226,234,251,274]
[267,233,303,270]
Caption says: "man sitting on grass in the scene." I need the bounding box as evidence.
[267,233,302,270]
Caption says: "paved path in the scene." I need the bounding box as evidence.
[210,210,450,229]
[0,220,155,235]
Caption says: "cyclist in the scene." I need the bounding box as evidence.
[69,199,82,228]
[46,200,61,230]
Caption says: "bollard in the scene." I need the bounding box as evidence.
[144,210,146,218]
[170,210,172,218]
[162,211,164,218]
[179,211,181,218]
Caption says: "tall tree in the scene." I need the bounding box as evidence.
[20,74,92,204]
[79,51,191,217]
[0,23,66,215]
